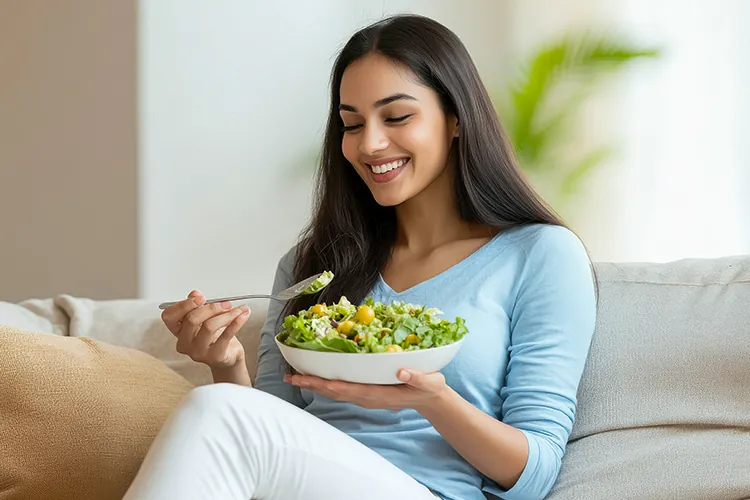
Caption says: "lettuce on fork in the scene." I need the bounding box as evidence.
[277,296,468,353]
[301,270,334,295]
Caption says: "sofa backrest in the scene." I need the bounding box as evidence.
[547,255,750,499]
[0,295,265,386]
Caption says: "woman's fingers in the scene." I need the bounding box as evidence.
[210,307,251,355]
[192,305,249,357]
[161,290,203,335]
[162,290,251,369]
[175,300,232,354]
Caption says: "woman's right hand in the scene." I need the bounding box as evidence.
[161,290,251,371]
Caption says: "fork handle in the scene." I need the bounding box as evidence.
[158,293,281,310]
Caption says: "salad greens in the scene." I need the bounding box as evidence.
[301,271,334,295]
[277,296,468,353]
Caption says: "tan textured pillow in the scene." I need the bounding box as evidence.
[0,326,194,500]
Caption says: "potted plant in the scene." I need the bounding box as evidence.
[496,33,660,216]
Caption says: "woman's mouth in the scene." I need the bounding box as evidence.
[365,157,410,184]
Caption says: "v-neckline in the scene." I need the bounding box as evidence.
[377,230,505,296]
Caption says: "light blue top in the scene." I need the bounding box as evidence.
[255,224,597,500]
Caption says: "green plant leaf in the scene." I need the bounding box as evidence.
[521,87,591,171]
[560,146,615,195]
[498,31,660,197]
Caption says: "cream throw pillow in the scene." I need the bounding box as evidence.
[0,326,194,500]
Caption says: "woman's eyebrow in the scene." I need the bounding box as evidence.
[339,93,417,112]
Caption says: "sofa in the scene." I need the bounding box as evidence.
[1,255,748,499]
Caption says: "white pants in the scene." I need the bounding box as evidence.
[124,383,439,500]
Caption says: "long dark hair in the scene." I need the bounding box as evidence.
[284,14,569,319]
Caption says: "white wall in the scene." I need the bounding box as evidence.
[139,0,511,300]
[140,1,749,303]
[612,0,750,262]
[504,0,750,263]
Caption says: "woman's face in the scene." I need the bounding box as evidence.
[339,54,458,207]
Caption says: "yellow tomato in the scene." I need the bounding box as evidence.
[353,305,375,325]
[404,334,420,345]
[310,304,326,315]
[385,344,403,353]
[337,320,355,335]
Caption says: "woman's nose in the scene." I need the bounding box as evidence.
[358,123,389,155]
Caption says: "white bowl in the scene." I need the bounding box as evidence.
[275,336,466,385]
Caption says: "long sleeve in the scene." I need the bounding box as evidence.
[252,247,305,407]
[489,226,597,500]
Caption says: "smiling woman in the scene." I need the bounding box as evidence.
[125,13,596,500]
[339,59,458,207]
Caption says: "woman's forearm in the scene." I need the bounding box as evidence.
[417,387,528,490]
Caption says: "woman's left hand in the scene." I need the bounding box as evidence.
[284,369,448,412]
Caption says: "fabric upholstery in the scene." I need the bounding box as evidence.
[547,256,750,499]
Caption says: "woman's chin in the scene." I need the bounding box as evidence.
[370,189,410,207]
[372,196,402,207]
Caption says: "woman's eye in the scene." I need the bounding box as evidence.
[341,114,411,133]
[385,114,412,123]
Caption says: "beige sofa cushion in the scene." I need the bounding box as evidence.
[0,295,268,386]
[547,255,750,500]
[0,298,69,335]
[56,295,267,386]
[0,325,194,500]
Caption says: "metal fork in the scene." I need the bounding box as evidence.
[158,272,327,310]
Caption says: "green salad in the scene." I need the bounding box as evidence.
[301,270,334,295]
[277,296,468,353]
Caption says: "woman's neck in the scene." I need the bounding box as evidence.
[394,166,486,253]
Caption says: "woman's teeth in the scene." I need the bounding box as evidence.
[368,158,408,174]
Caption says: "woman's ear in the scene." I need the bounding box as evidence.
[449,114,459,138]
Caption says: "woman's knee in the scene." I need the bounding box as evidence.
[174,383,296,435]
[174,384,290,446]
[179,383,258,417]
